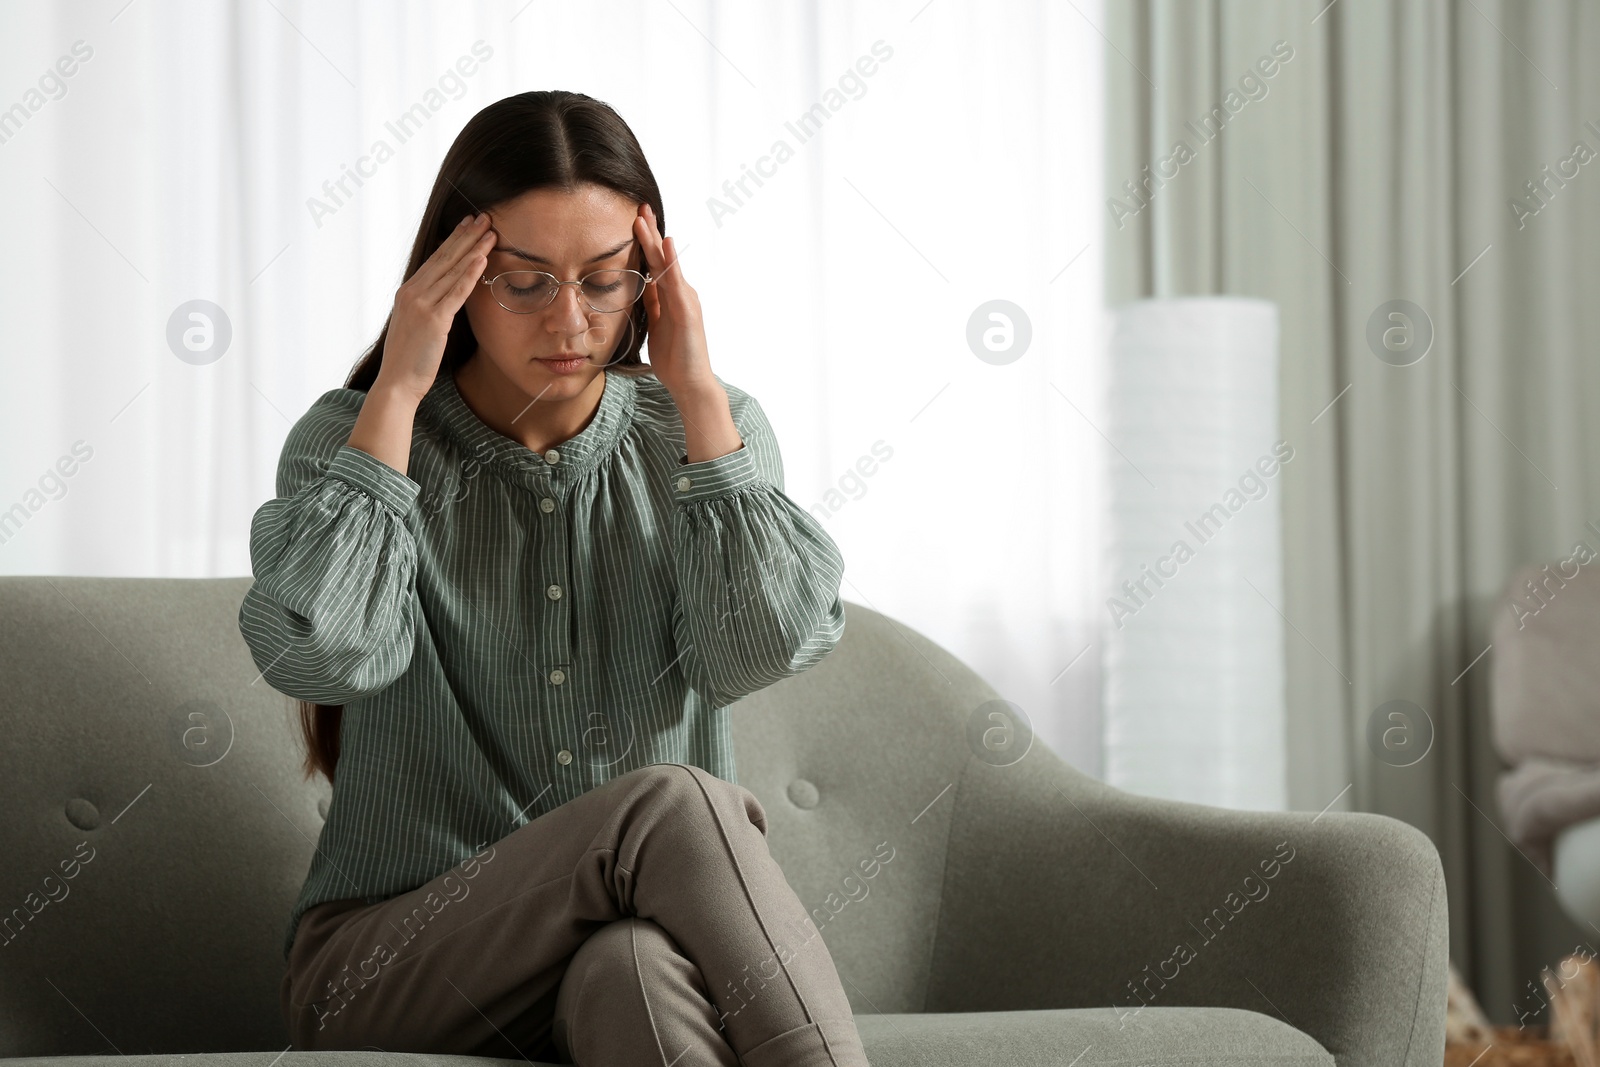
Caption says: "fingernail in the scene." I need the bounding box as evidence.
[461,214,472,225]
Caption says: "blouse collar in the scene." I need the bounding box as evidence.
[417,365,641,479]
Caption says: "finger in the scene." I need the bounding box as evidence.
[638,203,687,297]
[636,205,678,287]
[407,218,479,296]
[416,214,493,292]
[424,229,495,307]
[633,208,662,280]
[434,215,495,277]
[436,216,493,264]
[426,233,492,311]
[443,247,487,309]
[658,235,687,288]
[649,238,692,321]
[631,216,665,324]
[642,271,660,322]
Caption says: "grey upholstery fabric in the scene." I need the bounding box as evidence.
[1492,561,1600,766]
[0,577,1446,1066]
[1491,560,1600,877]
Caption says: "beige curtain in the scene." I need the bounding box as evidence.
[1105,0,1600,1021]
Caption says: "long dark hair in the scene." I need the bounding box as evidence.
[297,89,666,785]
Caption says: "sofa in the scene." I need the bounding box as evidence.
[0,576,1447,1066]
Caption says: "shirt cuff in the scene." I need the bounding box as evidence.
[326,444,420,517]
[671,441,761,503]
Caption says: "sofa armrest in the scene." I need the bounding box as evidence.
[924,752,1447,1067]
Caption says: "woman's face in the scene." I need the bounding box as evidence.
[462,181,645,400]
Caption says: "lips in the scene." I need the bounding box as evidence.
[538,354,588,374]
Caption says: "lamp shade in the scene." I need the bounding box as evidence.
[1101,297,1287,810]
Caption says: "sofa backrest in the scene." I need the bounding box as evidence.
[0,576,1012,1055]
[1491,560,1600,765]
[0,577,324,1056]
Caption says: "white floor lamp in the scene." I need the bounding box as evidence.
[1101,296,1288,810]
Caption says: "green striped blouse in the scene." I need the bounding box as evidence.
[236,366,847,960]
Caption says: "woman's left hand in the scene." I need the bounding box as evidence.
[633,202,717,401]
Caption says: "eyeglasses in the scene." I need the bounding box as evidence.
[480,268,653,315]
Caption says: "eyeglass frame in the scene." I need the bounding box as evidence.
[479,267,655,315]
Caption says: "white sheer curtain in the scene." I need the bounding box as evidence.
[0,0,1107,774]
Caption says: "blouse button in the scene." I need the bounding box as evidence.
[546,584,562,600]
[557,749,573,765]
[543,448,561,465]
[675,475,692,492]
[539,497,556,513]
[549,668,566,685]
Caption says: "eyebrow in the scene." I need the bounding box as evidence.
[492,237,635,266]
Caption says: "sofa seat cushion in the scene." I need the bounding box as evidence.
[0,1006,1335,1067]
[0,1057,546,1067]
[853,1005,1335,1066]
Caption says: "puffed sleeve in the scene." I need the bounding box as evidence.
[237,390,422,704]
[669,390,846,707]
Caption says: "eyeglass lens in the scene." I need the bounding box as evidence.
[490,270,645,314]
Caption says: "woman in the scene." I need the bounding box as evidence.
[238,90,868,1067]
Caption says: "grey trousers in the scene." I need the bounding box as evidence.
[280,762,870,1067]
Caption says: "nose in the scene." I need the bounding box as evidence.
[545,283,592,334]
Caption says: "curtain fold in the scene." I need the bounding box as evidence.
[1106,0,1600,1021]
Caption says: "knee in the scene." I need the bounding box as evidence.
[617,763,768,837]
[566,915,643,979]
[570,915,677,976]
[554,917,686,1059]
[563,917,695,1009]
[616,761,712,798]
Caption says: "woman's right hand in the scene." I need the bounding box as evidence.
[372,212,496,404]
